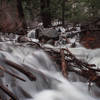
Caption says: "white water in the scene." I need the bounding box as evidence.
[0,42,100,100]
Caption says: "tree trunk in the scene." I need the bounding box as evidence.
[40,0,51,28]
[27,1,34,21]
[62,0,65,27]
[0,0,6,8]
[16,0,27,35]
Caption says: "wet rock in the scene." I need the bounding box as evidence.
[17,36,29,43]
[71,42,76,48]
[35,29,41,39]
[46,39,55,45]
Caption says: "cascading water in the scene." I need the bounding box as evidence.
[0,42,100,100]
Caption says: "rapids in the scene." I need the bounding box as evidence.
[0,42,100,100]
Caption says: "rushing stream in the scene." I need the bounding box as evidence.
[0,42,100,100]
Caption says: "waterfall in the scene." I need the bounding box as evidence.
[0,42,99,100]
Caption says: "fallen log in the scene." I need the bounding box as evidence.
[0,66,26,82]
[5,60,36,81]
[43,47,100,87]
[0,84,17,100]
[63,48,96,69]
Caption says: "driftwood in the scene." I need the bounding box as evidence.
[5,60,36,81]
[0,84,17,100]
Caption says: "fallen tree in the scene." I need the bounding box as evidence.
[44,46,100,87]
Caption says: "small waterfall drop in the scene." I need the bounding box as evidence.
[0,42,99,100]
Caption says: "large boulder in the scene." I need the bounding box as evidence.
[36,28,60,40]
